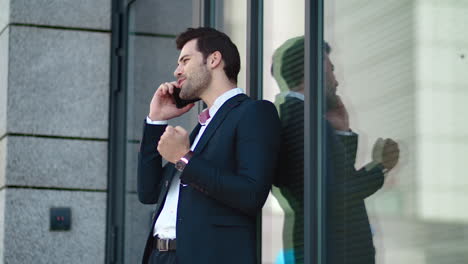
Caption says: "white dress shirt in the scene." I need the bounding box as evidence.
[147,87,245,239]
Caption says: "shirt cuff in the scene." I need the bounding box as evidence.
[365,161,388,175]
[335,129,355,136]
[146,116,168,125]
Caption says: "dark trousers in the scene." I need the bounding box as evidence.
[148,249,177,264]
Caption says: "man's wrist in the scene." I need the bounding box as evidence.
[146,116,168,125]
[376,163,389,175]
[365,161,388,175]
[175,150,194,172]
[175,148,191,163]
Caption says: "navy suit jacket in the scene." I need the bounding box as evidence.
[137,94,281,264]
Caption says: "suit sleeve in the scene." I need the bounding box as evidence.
[137,121,168,204]
[180,101,281,216]
[337,133,385,200]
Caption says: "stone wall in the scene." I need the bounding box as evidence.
[0,0,111,263]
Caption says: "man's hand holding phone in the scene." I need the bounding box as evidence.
[148,81,195,121]
[326,95,350,131]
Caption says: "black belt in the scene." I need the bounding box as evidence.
[154,236,176,251]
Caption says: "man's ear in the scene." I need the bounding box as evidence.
[208,51,222,69]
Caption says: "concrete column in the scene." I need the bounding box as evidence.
[0,0,111,263]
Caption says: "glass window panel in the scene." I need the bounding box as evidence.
[219,1,306,263]
[263,1,305,263]
[325,0,468,263]
[215,0,247,90]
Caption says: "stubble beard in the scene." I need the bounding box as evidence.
[180,63,212,100]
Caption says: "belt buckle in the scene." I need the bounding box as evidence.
[158,238,169,252]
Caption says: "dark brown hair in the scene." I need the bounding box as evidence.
[176,27,241,83]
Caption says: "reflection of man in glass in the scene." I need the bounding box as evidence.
[272,37,400,264]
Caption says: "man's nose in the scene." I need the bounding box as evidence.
[174,66,182,78]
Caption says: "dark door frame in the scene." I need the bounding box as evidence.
[106,0,131,263]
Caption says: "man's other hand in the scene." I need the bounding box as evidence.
[157,126,191,163]
[372,138,400,171]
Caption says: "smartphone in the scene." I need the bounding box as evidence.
[172,87,200,109]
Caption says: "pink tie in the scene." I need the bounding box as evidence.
[198,109,210,125]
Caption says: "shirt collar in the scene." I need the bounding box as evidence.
[206,87,245,120]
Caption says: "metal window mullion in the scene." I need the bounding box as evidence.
[305,0,325,264]
[247,0,263,100]
[106,0,130,263]
[246,1,263,263]
[203,0,216,27]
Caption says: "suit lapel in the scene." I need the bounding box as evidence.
[193,94,248,154]
[189,124,201,145]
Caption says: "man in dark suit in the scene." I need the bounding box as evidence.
[137,27,281,264]
[272,37,400,263]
